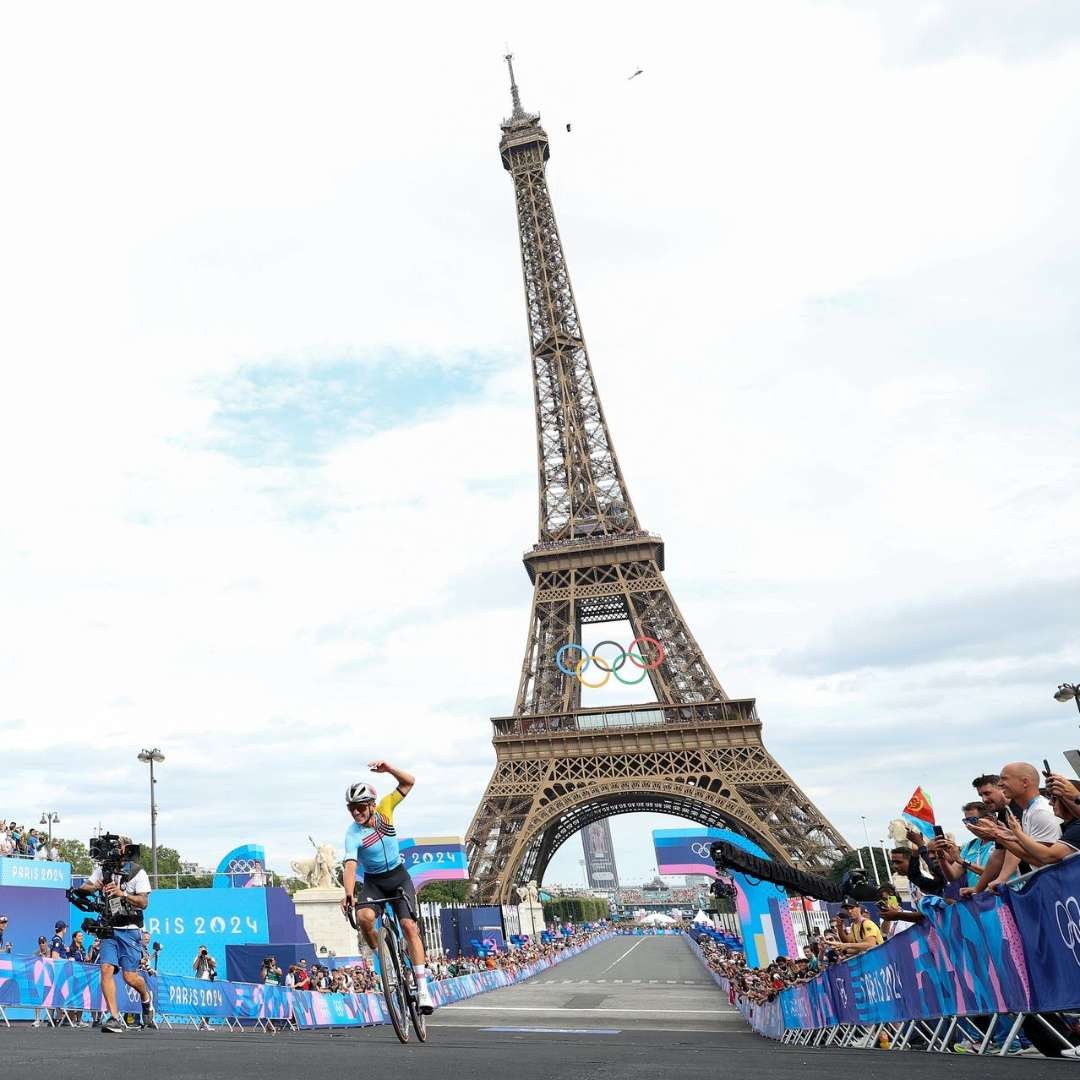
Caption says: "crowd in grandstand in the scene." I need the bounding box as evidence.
[0,823,60,860]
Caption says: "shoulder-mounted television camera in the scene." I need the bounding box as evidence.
[66,833,145,939]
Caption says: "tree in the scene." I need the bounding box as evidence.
[54,837,93,875]
[417,880,472,904]
[542,897,608,924]
[829,846,889,884]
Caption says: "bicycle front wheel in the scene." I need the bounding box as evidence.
[377,925,409,1043]
[405,966,428,1043]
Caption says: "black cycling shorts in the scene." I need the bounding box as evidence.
[356,863,417,923]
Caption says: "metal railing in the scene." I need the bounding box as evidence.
[491,698,760,738]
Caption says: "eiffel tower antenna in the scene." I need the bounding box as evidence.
[504,51,525,120]
[466,58,850,905]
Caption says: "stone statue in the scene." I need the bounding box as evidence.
[887,819,909,846]
[512,879,541,906]
[290,838,341,890]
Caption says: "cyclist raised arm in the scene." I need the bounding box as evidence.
[341,760,433,1014]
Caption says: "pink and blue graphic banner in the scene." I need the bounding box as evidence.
[722,860,1080,1037]
[400,836,468,888]
[653,827,794,968]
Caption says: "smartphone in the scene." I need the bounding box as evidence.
[932,825,944,838]
[1043,758,1052,778]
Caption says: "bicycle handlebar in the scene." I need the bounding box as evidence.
[344,888,417,928]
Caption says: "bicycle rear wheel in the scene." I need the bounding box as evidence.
[377,925,409,1043]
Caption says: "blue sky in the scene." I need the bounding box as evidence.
[1,1,1078,887]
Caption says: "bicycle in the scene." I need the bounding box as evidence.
[346,889,428,1044]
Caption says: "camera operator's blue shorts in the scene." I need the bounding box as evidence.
[98,928,143,973]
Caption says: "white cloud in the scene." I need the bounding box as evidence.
[1,2,1078,886]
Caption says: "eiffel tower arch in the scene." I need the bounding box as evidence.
[465,58,850,905]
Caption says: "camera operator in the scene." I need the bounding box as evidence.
[139,931,157,977]
[260,956,282,985]
[72,835,156,1034]
[192,945,217,980]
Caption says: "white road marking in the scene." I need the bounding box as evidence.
[597,936,647,975]
[480,1027,621,1035]
[445,1006,733,1015]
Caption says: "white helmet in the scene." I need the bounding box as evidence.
[345,782,377,805]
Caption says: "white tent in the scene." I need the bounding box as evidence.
[692,909,711,926]
[640,912,676,925]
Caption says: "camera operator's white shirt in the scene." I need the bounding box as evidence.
[87,864,152,930]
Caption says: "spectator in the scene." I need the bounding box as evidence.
[69,930,87,962]
[979,774,1079,868]
[32,937,51,1027]
[966,771,1029,893]
[50,920,69,959]
[0,915,9,954]
[934,801,995,888]
[284,965,297,989]
[889,843,945,896]
[831,901,884,954]
[1002,762,1062,843]
[261,957,283,985]
[26,829,40,859]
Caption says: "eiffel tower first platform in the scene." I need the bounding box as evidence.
[465,58,849,904]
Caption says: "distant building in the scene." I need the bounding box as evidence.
[580,819,620,892]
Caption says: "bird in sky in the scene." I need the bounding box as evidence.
[566,123,572,132]
[629,68,644,80]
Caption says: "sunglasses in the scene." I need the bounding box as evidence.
[962,816,987,825]
[348,801,375,812]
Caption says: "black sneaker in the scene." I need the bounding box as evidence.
[101,1015,127,1034]
[141,992,157,1030]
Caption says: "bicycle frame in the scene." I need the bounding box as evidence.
[346,888,427,1043]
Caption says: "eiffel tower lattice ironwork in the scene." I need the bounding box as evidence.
[465,57,849,904]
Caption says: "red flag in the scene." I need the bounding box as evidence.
[902,786,935,825]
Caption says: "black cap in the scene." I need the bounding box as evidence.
[55,920,68,930]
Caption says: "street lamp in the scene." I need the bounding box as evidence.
[860,815,880,885]
[137,748,165,885]
[1054,683,1080,719]
[39,810,60,848]
[789,856,813,946]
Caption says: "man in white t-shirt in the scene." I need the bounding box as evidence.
[72,836,156,1034]
[1001,762,1062,843]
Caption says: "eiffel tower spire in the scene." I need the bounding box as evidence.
[499,60,637,544]
[466,59,849,905]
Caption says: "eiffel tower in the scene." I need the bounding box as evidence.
[465,58,849,904]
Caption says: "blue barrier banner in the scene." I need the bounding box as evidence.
[0,932,617,1027]
[1001,853,1079,1013]
[0,860,71,889]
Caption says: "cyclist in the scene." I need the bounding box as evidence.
[341,760,434,1014]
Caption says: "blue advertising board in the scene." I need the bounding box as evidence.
[0,859,71,890]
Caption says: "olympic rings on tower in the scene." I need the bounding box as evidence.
[555,637,665,688]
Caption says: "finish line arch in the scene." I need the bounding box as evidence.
[486,777,789,904]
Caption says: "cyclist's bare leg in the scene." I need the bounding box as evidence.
[356,906,378,951]
[401,918,426,967]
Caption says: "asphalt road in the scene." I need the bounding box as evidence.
[1,937,1061,1079]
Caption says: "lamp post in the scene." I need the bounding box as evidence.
[1054,683,1080,720]
[39,810,60,849]
[790,856,813,948]
[860,816,880,885]
[137,748,165,885]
